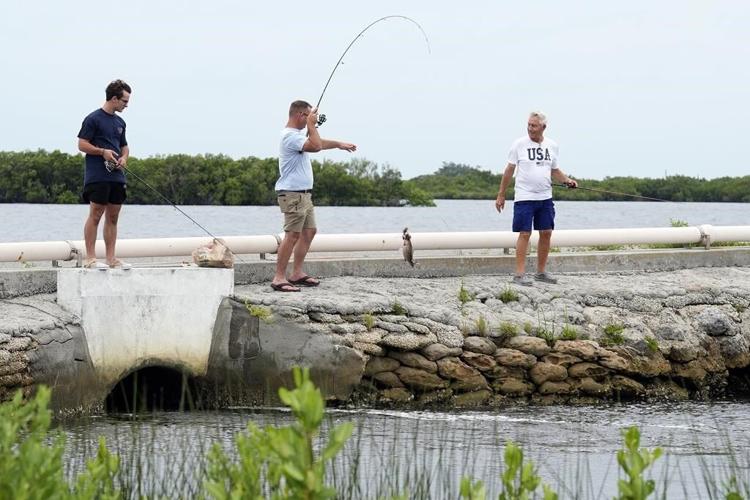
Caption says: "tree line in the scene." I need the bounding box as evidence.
[409,162,750,202]
[0,150,434,206]
[2,152,748,204]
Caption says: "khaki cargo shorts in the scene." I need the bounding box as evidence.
[277,191,316,233]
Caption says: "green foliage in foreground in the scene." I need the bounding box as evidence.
[0,150,434,206]
[1,378,746,499]
[0,386,120,500]
[204,367,353,499]
[409,162,750,202]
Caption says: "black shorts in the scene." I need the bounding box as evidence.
[82,182,127,205]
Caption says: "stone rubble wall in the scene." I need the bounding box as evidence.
[240,269,750,407]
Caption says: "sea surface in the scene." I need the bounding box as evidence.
[2,199,749,242]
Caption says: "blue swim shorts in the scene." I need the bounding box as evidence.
[512,198,555,232]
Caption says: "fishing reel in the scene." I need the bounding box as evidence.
[316,113,327,127]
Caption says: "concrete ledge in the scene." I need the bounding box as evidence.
[1,247,749,297]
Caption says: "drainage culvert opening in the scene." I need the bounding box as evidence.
[105,366,201,413]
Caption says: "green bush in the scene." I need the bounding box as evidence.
[615,426,662,500]
[458,281,475,306]
[0,386,120,500]
[497,286,519,303]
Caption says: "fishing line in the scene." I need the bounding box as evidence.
[314,15,431,124]
[108,162,246,262]
[552,183,670,202]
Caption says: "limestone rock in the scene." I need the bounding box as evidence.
[355,330,384,344]
[421,343,463,361]
[506,336,551,357]
[597,350,629,371]
[529,363,568,385]
[5,337,32,352]
[380,332,437,351]
[436,328,464,348]
[666,342,701,363]
[354,342,386,356]
[568,362,609,379]
[695,307,735,336]
[373,371,405,388]
[486,365,527,380]
[388,351,438,373]
[403,322,431,335]
[538,381,572,395]
[718,335,750,369]
[671,360,707,381]
[331,323,368,335]
[463,336,497,355]
[436,357,481,381]
[0,361,26,377]
[364,356,400,376]
[553,340,600,361]
[461,352,497,372]
[612,375,645,396]
[494,348,536,369]
[309,312,344,324]
[376,321,409,333]
[0,333,10,344]
[542,352,582,367]
[395,367,447,391]
[492,378,534,396]
[577,377,611,396]
[451,374,489,392]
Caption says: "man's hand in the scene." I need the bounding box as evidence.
[495,195,505,213]
[307,107,319,128]
[338,142,356,152]
[564,178,578,189]
[102,149,117,163]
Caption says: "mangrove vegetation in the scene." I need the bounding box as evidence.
[1,151,749,205]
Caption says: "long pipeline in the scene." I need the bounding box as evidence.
[1,225,749,263]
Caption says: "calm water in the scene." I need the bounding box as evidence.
[62,401,750,499]
[4,200,749,497]
[1,199,749,242]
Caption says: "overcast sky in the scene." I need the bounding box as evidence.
[1,0,747,180]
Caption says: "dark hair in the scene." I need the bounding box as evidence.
[289,100,311,117]
[105,79,132,101]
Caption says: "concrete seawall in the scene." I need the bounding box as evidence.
[1,247,749,412]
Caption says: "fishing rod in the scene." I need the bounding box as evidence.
[313,15,431,126]
[552,183,670,202]
[106,160,245,262]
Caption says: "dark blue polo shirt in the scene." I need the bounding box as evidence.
[77,108,128,185]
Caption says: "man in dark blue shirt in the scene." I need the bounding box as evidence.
[77,79,132,269]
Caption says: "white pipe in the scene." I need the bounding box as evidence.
[1,226,748,263]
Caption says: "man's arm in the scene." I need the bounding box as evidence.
[495,163,516,212]
[78,138,119,164]
[117,145,130,167]
[551,168,578,188]
[321,139,357,152]
[302,108,323,152]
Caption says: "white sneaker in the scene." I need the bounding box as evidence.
[534,272,558,284]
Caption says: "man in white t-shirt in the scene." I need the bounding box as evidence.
[495,111,577,286]
[270,100,356,292]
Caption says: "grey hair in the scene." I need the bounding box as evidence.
[529,111,547,126]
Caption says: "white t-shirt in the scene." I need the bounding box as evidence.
[507,136,559,201]
[275,127,312,191]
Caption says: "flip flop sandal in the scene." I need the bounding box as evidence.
[271,282,300,292]
[288,275,320,287]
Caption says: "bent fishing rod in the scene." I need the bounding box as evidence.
[313,15,431,127]
[107,161,245,261]
[552,183,669,202]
